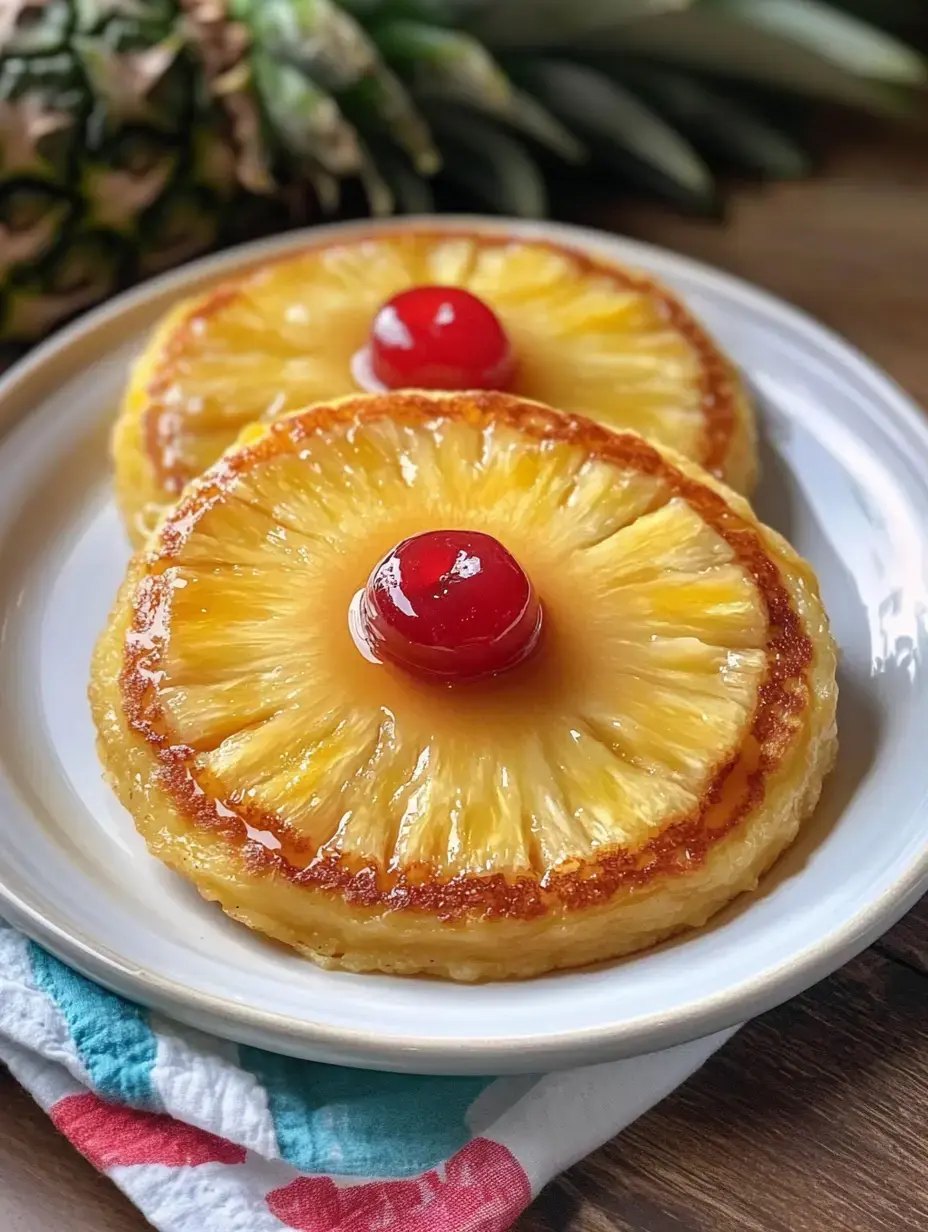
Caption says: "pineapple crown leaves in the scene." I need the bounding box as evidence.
[711,0,927,86]
[1,0,926,355]
[469,0,696,48]
[5,0,920,221]
[431,107,549,217]
[365,17,589,163]
[372,19,511,108]
[244,0,382,92]
[235,0,441,177]
[255,0,923,219]
[250,51,364,178]
[171,0,416,206]
[340,65,439,174]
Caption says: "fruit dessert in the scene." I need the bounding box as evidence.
[92,390,836,982]
[113,230,757,542]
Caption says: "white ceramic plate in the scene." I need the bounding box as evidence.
[0,218,925,1075]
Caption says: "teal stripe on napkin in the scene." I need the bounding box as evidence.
[240,1046,494,1178]
[28,944,158,1108]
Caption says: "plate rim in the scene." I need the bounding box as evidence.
[1,214,926,1072]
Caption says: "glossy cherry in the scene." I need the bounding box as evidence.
[357,529,542,681]
[369,286,515,391]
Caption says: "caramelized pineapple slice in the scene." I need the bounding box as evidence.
[93,392,836,980]
[113,232,756,542]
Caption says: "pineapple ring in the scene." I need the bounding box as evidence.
[113,232,757,543]
[92,391,836,982]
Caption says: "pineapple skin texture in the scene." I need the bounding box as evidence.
[91,412,836,983]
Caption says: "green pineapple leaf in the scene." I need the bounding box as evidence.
[370,20,587,160]
[369,139,436,212]
[586,6,924,114]
[470,0,698,48]
[500,88,588,162]
[338,1,487,23]
[338,65,440,174]
[431,109,548,217]
[302,161,342,214]
[356,136,395,213]
[246,0,380,91]
[613,66,813,178]
[371,19,510,105]
[512,58,715,208]
[251,51,364,176]
[713,0,928,83]
[239,0,440,174]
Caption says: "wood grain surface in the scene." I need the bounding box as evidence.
[517,906,928,1232]
[1,120,926,1232]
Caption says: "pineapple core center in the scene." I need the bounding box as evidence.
[352,529,542,681]
[368,286,515,391]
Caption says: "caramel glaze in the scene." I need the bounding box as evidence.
[122,393,811,922]
[143,232,739,495]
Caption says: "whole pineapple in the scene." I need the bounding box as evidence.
[1,0,924,362]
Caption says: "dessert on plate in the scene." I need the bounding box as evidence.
[91,390,837,981]
[112,230,757,542]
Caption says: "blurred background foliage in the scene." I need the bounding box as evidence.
[0,0,925,361]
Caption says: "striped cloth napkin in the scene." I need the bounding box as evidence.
[0,921,732,1231]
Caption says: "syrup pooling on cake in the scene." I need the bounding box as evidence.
[99,390,834,977]
[125,400,775,893]
[354,529,543,680]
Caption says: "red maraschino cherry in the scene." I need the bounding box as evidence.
[369,286,515,391]
[356,529,542,681]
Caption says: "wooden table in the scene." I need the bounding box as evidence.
[2,123,927,1232]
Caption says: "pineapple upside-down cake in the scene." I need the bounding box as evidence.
[112,231,758,543]
[92,390,837,981]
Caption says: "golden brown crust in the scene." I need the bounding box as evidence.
[117,392,809,923]
[143,285,241,497]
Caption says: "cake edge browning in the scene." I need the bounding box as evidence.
[92,393,837,980]
[113,231,757,544]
